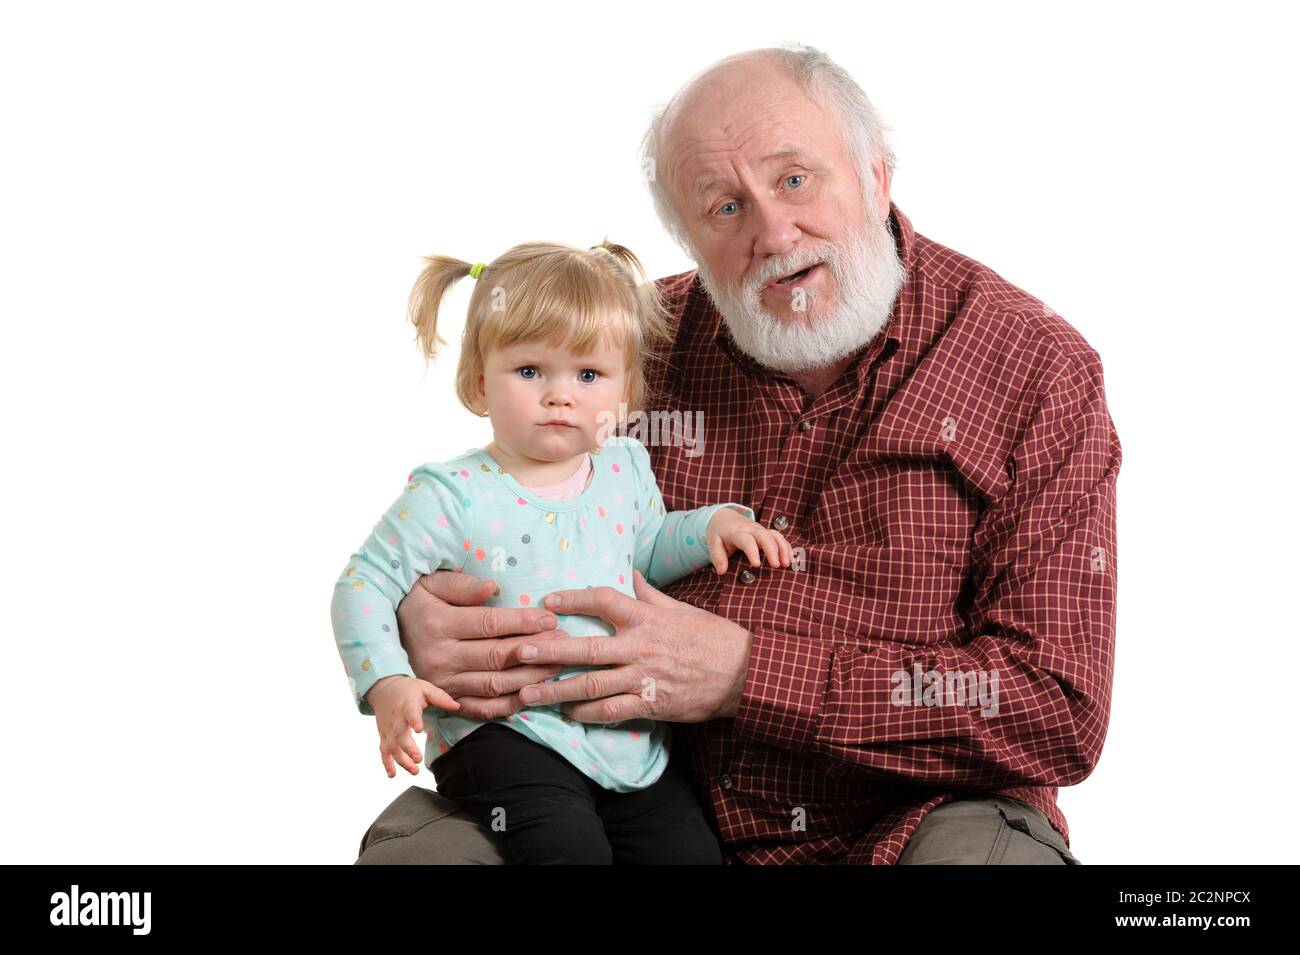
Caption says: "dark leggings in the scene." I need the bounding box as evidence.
[431,721,724,864]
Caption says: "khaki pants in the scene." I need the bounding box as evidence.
[354,787,1081,865]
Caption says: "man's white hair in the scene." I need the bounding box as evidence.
[639,42,897,259]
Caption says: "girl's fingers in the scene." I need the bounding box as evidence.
[424,683,460,711]
[756,530,781,567]
[771,530,792,567]
[390,735,420,775]
[405,701,424,734]
[708,531,730,574]
[739,535,762,568]
[381,748,396,778]
[401,731,423,768]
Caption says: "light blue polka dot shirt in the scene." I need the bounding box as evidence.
[330,436,754,792]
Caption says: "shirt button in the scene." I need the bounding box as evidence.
[797,419,813,432]
[720,775,734,789]
[739,569,757,584]
[772,515,789,531]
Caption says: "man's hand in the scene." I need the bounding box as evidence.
[513,570,754,724]
[395,570,572,721]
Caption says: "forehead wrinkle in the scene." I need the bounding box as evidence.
[674,110,821,202]
[664,108,760,173]
[692,146,812,201]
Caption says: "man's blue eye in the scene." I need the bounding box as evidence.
[717,201,738,216]
[579,369,599,383]
[786,174,806,188]
[517,366,539,380]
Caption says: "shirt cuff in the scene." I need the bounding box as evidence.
[352,660,416,717]
[713,502,755,520]
[732,625,833,750]
[694,502,756,541]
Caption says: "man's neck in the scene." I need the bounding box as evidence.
[786,353,856,400]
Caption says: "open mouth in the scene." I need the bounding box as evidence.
[768,262,821,289]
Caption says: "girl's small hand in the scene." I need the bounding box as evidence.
[705,508,793,575]
[372,677,459,778]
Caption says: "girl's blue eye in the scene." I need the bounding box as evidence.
[517,365,539,380]
[578,369,599,383]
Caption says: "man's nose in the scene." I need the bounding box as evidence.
[749,193,802,260]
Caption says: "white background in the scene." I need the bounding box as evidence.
[2,0,1296,864]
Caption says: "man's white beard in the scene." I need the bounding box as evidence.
[693,202,908,374]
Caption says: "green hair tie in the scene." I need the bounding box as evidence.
[469,262,486,280]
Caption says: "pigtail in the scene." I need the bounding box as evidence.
[590,240,649,283]
[589,238,671,345]
[407,255,477,364]
[590,237,674,416]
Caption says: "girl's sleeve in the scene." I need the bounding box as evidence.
[623,437,755,589]
[330,463,475,716]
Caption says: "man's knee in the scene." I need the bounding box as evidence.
[355,785,507,865]
[897,796,1081,865]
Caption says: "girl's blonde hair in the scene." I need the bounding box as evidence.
[407,239,672,422]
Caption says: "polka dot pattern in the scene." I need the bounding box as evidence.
[331,438,752,793]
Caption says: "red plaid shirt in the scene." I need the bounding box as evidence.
[644,201,1121,864]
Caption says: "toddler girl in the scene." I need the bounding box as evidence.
[330,240,791,864]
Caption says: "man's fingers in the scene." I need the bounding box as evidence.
[518,667,637,708]
[631,569,676,606]
[559,693,648,725]
[416,601,560,642]
[413,569,496,607]
[439,664,565,698]
[541,585,645,627]
[510,634,637,668]
[453,693,526,722]
[461,604,560,640]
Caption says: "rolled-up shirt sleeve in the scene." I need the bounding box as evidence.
[732,349,1121,789]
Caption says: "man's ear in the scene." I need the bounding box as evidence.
[872,155,891,220]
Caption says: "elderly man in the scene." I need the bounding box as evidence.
[354,43,1120,865]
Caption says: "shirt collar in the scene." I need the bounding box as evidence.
[706,200,914,388]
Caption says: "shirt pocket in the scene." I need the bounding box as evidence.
[993,798,1082,864]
